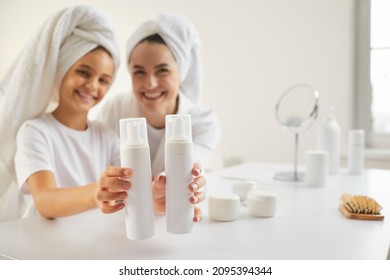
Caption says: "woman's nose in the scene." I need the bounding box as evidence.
[144,74,158,89]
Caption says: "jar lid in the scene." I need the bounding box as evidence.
[247,190,277,218]
[209,193,240,222]
[247,190,277,201]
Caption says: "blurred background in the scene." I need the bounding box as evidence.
[1,0,389,170]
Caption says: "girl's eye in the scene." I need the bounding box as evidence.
[76,69,90,77]
[99,78,110,85]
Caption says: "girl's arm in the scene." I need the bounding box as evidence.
[27,167,131,219]
[27,170,96,218]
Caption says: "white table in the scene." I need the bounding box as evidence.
[0,162,389,260]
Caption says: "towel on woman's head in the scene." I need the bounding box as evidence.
[0,5,119,220]
[126,12,203,104]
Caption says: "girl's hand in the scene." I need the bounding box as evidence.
[95,166,131,214]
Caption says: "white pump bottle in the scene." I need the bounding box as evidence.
[165,115,193,234]
[120,118,154,240]
[317,106,341,175]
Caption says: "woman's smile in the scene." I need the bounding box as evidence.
[142,91,166,101]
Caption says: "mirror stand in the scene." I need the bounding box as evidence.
[273,84,319,183]
[274,132,304,182]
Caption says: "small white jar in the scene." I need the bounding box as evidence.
[232,181,258,201]
[209,194,240,222]
[247,190,277,217]
[305,150,329,187]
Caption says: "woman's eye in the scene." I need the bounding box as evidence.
[156,68,169,75]
[133,70,145,76]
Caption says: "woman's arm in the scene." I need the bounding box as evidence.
[191,108,221,169]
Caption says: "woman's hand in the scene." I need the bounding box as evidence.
[152,162,206,222]
[95,166,132,214]
[188,162,206,222]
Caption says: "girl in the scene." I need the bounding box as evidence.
[1,5,127,219]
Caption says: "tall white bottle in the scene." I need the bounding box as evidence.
[348,129,365,174]
[120,118,154,240]
[317,106,341,175]
[165,115,193,234]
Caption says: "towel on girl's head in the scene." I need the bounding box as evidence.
[126,12,203,104]
[0,5,120,221]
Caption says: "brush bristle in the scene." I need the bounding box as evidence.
[341,194,382,215]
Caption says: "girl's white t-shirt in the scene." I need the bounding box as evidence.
[14,114,120,193]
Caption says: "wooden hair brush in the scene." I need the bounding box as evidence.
[340,193,384,221]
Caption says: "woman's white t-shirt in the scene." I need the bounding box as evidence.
[95,92,220,177]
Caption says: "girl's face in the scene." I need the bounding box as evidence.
[129,41,181,118]
[58,48,114,114]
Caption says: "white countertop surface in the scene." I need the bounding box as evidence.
[0,162,389,260]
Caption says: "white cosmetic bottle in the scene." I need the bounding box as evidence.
[120,118,154,240]
[165,115,193,234]
[317,106,341,175]
[348,129,365,174]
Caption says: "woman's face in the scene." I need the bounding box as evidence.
[58,48,114,114]
[129,41,181,117]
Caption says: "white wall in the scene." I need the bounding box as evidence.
[0,0,357,168]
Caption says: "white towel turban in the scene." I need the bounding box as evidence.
[0,5,120,219]
[126,12,203,104]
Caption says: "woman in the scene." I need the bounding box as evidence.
[95,13,220,219]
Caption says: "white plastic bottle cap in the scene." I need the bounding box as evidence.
[247,190,277,217]
[119,118,148,147]
[209,194,240,222]
[166,115,192,143]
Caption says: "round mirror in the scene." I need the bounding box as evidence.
[274,84,319,182]
[276,84,319,133]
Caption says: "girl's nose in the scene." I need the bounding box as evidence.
[85,78,98,92]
